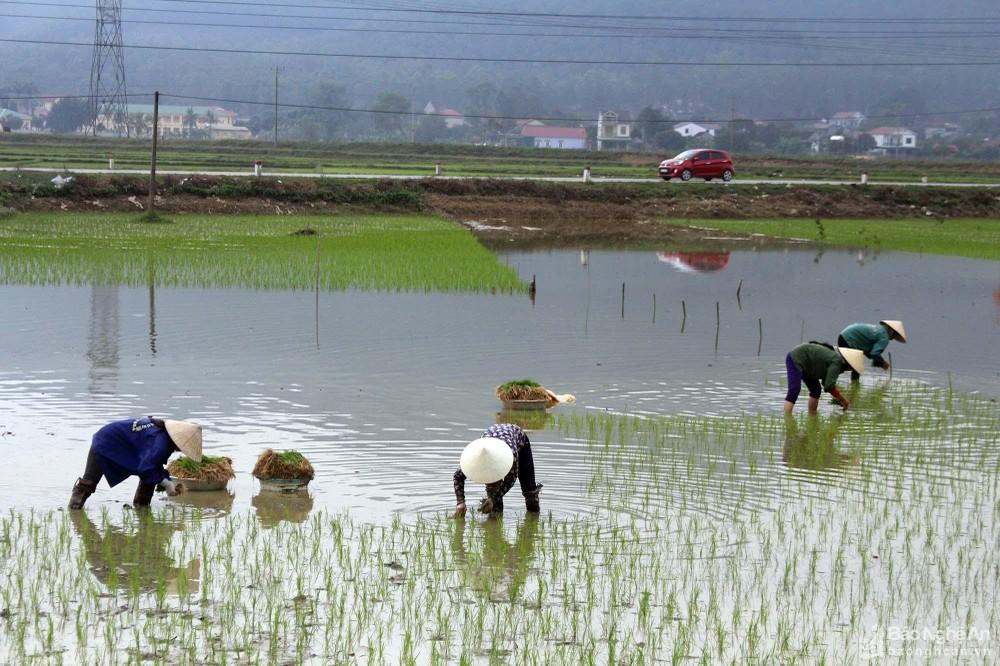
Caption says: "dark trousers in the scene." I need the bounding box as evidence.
[837,335,862,382]
[518,440,538,494]
[81,451,156,504]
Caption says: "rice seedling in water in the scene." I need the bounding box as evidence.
[0,378,996,663]
[0,212,525,293]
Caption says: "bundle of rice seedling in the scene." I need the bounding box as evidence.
[252,449,315,481]
[495,379,549,402]
[167,455,235,483]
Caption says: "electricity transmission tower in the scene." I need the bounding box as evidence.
[89,0,129,136]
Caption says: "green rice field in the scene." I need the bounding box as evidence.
[4,133,1000,183]
[0,213,524,292]
[2,380,997,663]
[661,218,1000,260]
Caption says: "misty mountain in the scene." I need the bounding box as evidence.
[3,0,999,126]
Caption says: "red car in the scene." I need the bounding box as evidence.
[658,149,735,182]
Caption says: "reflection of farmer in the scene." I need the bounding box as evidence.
[68,417,202,509]
[782,416,855,472]
[70,510,200,596]
[450,514,540,603]
[453,424,543,515]
[837,320,907,381]
[251,491,314,529]
[784,343,865,414]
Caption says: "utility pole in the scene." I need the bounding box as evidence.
[147,91,159,215]
[729,98,735,151]
[273,66,279,145]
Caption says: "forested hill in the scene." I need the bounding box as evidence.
[3,0,999,123]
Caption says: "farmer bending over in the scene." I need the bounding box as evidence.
[838,320,907,382]
[454,423,543,515]
[68,417,202,509]
[784,342,865,414]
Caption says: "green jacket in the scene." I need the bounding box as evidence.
[839,323,890,362]
[789,343,847,392]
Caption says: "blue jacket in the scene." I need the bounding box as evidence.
[90,417,176,487]
[839,323,891,363]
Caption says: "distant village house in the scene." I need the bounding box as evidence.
[830,111,865,129]
[0,108,33,131]
[596,111,631,150]
[673,122,720,138]
[866,127,917,151]
[423,102,465,128]
[100,105,252,139]
[519,124,587,149]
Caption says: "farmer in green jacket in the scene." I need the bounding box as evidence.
[838,320,907,381]
[784,342,865,414]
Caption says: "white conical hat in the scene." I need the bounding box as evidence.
[879,320,907,343]
[164,420,203,462]
[460,437,513,484]
[836,347,865,376]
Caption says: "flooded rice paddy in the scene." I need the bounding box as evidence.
[2,245,998,663]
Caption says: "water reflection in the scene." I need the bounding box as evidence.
[495,409,551,432]
[252,491,314,528]
[70,510,200,596]
[450,515,539,604]
[656,251,730,273]
[86,286,119,394]
[168,490,234,515]
[782,416,857,475]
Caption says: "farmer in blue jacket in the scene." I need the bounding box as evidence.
[838,320,907,381]
[68,417,202,509]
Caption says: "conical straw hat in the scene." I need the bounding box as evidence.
[460,437,513,484]
[164,420,203,462]
[879,320,907,343]
[836,347,865,376]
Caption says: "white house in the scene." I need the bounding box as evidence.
[867,127,917,150]
[0,108,33,131]
[520,125,587,149]
[673,122,719,138]
[423,102,465,128]
[596,111,631,150]
[831,111,865,129]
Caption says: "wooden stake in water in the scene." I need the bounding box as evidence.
[736,279,743,310]
[681,300,687,333]
[652,293,656,324]
[757,317,763,356]
[714,301,720,351]
[621,282,625,319]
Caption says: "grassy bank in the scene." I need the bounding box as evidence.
[0,213,524,292]
[660,218,1000,260]
[4,133,1000,183]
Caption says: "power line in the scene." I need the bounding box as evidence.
[5,37,1000,66]
[65,0,1000,25]
[6,91,1000,125]
[12,12,1000,42]
[160,91,1000,125]
[5,1,1000,33]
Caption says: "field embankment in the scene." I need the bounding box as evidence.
[3,172,999,249]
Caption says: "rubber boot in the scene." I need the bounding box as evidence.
[68,478,98,510]
[523,484,543,513]
[132,482,156,507]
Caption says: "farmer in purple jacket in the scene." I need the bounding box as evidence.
[68,417,203,509]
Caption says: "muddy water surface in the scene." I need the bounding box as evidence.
[2,247,996,519]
